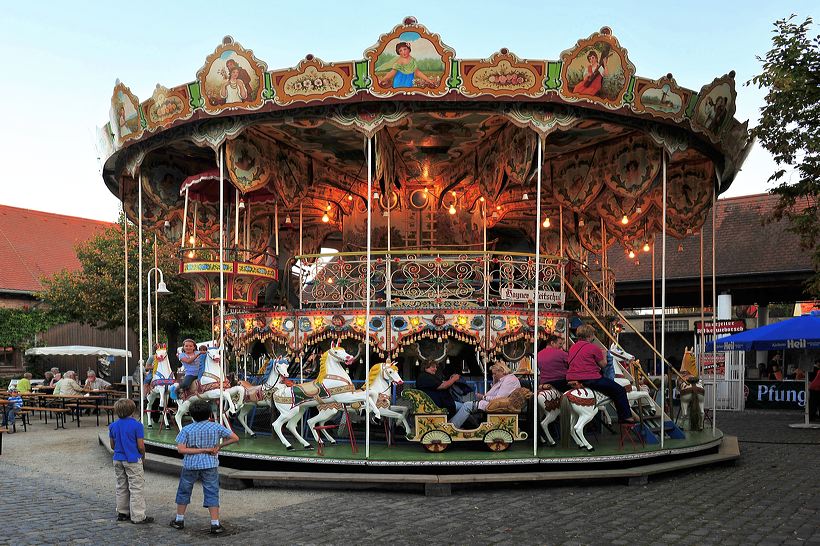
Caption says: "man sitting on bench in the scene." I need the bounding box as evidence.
[450,361,520,428]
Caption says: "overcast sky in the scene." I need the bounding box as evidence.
[1,1,814,222]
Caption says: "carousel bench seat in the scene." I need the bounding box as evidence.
[399,388,448,415]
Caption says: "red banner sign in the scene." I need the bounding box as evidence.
[694,320,745,334]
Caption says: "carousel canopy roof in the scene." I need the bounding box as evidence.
[101,17,752,252]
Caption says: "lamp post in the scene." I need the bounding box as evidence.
[142,267,171,424]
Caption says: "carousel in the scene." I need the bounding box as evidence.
[99,17,748,481]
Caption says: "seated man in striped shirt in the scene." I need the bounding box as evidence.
[2,388,23,431]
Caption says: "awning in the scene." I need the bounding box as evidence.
[706,311,820,351]
[25,346,132,357]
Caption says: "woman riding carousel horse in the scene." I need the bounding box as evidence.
[566,325,635,425]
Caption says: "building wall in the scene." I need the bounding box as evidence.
[2,323,139,380]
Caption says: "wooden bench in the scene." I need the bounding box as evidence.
[17,406,72,430]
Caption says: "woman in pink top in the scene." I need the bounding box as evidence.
[537,334,569,393]
[566,325,634,423]
[450,362,520,428]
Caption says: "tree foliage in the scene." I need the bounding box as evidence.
[749,15,820,296]
[38,215,210,354]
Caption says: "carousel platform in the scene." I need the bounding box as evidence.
[98,427,739,496]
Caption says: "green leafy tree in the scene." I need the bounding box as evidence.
[39,215,210,361]
[749,15,820,296]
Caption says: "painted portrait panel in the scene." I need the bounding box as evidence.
[109,82,142,144]
[693,80,734,138]
[374,32,445,90]
[197,37,267,114]
[560,29,634,108]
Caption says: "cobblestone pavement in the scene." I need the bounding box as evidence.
[1,410,817,545]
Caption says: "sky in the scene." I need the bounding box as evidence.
[0,1,815,222]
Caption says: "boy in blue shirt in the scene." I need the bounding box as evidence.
[170,399,238,535]
[108,398,153,524]
[2,388,23,431]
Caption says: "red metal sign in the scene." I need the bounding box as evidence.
[694,320,745,334]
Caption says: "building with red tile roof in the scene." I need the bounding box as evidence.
[0,204,112,305]
[0,205,133,375]
[609,193,814,308]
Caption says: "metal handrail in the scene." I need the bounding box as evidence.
[569,266,688,384]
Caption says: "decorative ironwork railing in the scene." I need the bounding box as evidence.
[297,251,566,310]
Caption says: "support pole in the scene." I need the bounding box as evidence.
[661,150,667,449]
[138,173,144,422]
[365,135,373,459]
[124,209,129,398]
[181,188,189,250]
[532,135,543,457]
[219,146,225,424]
[711,181,718,435]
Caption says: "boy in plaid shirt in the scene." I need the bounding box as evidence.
[169,399,238,535]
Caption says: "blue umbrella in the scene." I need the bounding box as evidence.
[706,310,820,351]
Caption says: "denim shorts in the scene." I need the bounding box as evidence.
[175,467,220,507]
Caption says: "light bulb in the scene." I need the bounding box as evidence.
[285,215,292,224]
[496,205,502,211]
[238,200,245,210]
[621,215,629,225]
[322,212,329,223]
[373,191,379,199]
[424,187,429,193]
[188,235,195,244]
[479,196,485,202]
[628,250,635,259]
[522,193,529,200]
[347,194,353,201]
[643,242,650,252]
[448,204,456,215]
[187,250,194,258]
[451,191,456,197]
[543,217,550,228]
[326,204,331,211]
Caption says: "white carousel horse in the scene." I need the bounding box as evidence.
[609,344,656,412]
[308,360,410,445]
[536,386,563,446]
[174,347,245,429]
[235,355,292,437]
[537,344,652,447]
[144,344,175,428]
[269,343,381,450]
[677,348,705,430]
[558,385,614,451]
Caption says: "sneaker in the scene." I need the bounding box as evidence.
[116,513,130,522]
[210,524,225,535]
[169,519,185,530]
[132,517,154,525]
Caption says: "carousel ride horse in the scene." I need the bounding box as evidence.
[174,347,245,429]
[313,360,410,444]
[144,344,175,428]
[268,343,381,450]
[677,348,705,431]
[235,355,293,437]
[538,343,656,447]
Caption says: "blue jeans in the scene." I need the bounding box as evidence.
[175,467,220,507]
[2,407,18,426]
[451,401,477,428]
[579,377,632,421]
[179,375,197,390]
